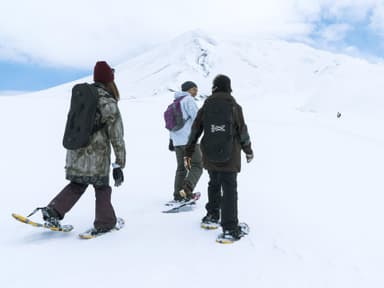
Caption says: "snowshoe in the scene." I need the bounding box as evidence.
[40,207,62,228]
[201,214,220,230]
[12,208,73,233]
[162,192,200,213]
[216,223,250,244]
[165,199,183,207]
[79,217,125,239]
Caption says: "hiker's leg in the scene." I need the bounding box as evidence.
[205,170,221,219]
[183,144,203,193]
[220,172,238,231]
[173,146,187,200]
[94,185,117,230]
[48,182,88,219]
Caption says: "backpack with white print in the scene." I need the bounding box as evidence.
[201,97,235,163]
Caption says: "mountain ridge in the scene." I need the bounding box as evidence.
[12,30,384,118]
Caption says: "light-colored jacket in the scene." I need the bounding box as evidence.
[65,84,126,186]
[169,91,199,146]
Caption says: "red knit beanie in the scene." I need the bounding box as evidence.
[93,61,114,84]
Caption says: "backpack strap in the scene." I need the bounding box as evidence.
[92,82,114,99]
[90,83,108,133]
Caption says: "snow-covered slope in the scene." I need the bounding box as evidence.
[0,31,383,288]
[114,30,384,117]
[23,30,384,116]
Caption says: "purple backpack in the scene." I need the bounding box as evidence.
[164,96,187,131]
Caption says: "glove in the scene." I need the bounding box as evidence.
[113,167,124,187]
[168,139,175,152]
[184,157,192,171]
[246,153,254,163]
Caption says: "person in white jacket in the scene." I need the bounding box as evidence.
[168,81,203,203]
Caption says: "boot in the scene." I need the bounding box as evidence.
[202,214,219,225]
[201,214,220,229]
[221,224,249,241]
[41,207,61,228]
[179,181,194,200]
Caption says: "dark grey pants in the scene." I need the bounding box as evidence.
[206,171,238,231]
[173,144,203,200]
[48,182,117,230]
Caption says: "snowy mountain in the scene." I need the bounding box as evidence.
[22,29,384,117]
[114,30,384,116]
[0,31,383,288]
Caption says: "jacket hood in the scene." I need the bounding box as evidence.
[174,91,190,99]
[210,91,235,100]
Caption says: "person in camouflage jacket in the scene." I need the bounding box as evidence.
[41,61,126,234]
[65,82,126,186]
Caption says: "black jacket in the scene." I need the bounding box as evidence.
[185,92,253,172]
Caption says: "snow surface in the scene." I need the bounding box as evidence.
[0,31,383,288]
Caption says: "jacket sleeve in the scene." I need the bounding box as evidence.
[102,100,126,168]
[235,104,253,155]
[185,107,204,158]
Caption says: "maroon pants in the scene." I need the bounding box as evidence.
[48,182,117,230]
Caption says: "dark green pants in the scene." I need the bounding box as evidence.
[173,145,203,200]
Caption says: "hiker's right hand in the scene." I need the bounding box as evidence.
[246,153,254,163]
[113,167,124,187]
[168,139,175,152]
[184,157,192,171]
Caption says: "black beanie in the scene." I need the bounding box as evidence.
[212,74,232,93]
[181,81,198,92]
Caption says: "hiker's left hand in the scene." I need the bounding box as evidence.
[168,139,175,152]
[113,167,124,187]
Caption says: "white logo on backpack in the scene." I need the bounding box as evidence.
[211,124,226,133]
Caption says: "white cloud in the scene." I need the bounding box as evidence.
[370,2,384,34]
[319,23,352,43]
[0,90,28,96]
[0,45,30,62]
[1,0,384,68]
[319,0,376,20]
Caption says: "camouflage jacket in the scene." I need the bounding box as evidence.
[65,84,126,186]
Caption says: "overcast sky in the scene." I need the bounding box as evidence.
[1,0,384,90]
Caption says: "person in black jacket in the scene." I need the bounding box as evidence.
[184,74,253,241]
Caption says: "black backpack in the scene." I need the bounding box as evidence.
[63,83,105,150]
[201,98,235,163]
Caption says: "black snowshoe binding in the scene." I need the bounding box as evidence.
[222,229,243,241]
[165,198,184,207]
[201,214,220,230]
[79,218,125,239]
[28,207,62,229]
[87,227,112,236]
[179,182,196,201]
[162,192,201,213]
[179,189,194,201]
[216,223,250,244]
